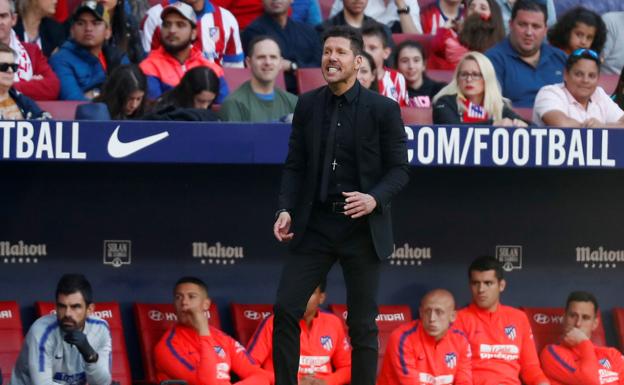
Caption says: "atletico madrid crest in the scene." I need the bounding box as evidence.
[504,325,517,341]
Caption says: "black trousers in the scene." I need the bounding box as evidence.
[272,207,381,385]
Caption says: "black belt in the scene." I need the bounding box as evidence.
[315,199,346,213]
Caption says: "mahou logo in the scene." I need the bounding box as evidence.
[1,240,46,263]
[576,246,622,269]
[388,243,431,266]
[192,242,245,265]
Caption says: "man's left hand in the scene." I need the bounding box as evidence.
[342,191,377,218]
[299,375,327,385]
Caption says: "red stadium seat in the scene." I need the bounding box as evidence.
[522,307,606,354]
[230,303,273,346]
[328,304,412,371]
[401,107,432,124]
[427,69,454,83]
[36,100,87,120]
[223,67,287,91]
[35,301,132,385]
[391,33,434,55]
[512,107,534,123]
[296,68,326,94]
[0,301,23,385]
[613,308,624,351]
[134,302,221,383]
[599,73,618,95]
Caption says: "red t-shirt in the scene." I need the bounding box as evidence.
[454,303,549,385]
[541,340,624,385]
[377,320,472,385]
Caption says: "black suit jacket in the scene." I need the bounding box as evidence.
[278,84,410,259]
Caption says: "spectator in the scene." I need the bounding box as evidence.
[496,0,556,34]
[139,2,228,102]
[247,282,351,385]
[454,256,550,385]
[433,51,527,126]
[547,7,606,55]
[613,67,624,110]
[149,65,220,121]
[533,48,624,128]
[316,0,392,46]
[428,0,505,70]
[242,0,322,94]
[0,0,59,100]
[291,0,322,25]
[540,291,624,385]
[0,43,47,118]
[154,277,270,385]
[357,50,378,91]
[329,0,421,33]
[14,0,66,57]
[99,0,145,63]
[420,0,463,35]
[486,0,566,107]
[601,12,624,75]
[362,22,408,105]
[393,40,445,107]
[92,64,147,119]
[142,0,244,67]
[220,36,297,122]
[49,1,129,101]
[377,289,472,385]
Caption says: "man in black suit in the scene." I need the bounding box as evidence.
[272,25,409,385]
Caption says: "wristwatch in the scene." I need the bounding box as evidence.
[289,61,299,72]
[397,5,410,14]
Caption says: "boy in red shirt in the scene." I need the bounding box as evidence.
[540,291,624,385]
[454,256,550,385]
[377,289,472,385]
[154,277,270,385]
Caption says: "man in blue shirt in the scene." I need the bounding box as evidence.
[242,0,322,93]
[486,0,566,108]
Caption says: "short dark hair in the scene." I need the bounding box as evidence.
[247,35,280,57]
[56,274,93,305]
[547,7,607,54]
[361,22,389,48]
[393,40,426,67]
[322,25,363,56]
[174,276,209,296]
[468,256,504,281]
[511,0,547,24]
[565,291,599,315]
[565,48,601,72]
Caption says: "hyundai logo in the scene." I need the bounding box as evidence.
[244,310,260,320]
[149,310,164,321]
[533,313,550,325]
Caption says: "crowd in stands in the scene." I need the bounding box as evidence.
[0,0,620,125]
[10,256,624,385]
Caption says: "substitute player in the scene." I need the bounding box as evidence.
[247,281,351,385]
[540,291,624,385]
[10,274,112,385]
[454,256,550,385]
[376,289,472,385]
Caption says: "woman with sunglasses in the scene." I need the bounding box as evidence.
[533,48,624,128]
[0,43,47,119]
[432,51,527,126]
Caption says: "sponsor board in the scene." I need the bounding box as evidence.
[192,242,244,265]
[1,240,46,263]
[576,246,621,269]
[496,245,522,272]
[0,309,13,318]
[389,243,431,266]
[103,240,131,267]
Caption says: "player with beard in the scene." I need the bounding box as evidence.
[10,274,112,385]
[139,1,228,101]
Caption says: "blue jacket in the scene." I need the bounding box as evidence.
[8,88,46,119]
[49,40,129,101]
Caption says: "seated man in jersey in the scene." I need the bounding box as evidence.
[540,291,624,385]
[247,280,351,385]
[454,256,550,385]
[10,274,112,385]
[155,276,270,385]
[377,289,472,385]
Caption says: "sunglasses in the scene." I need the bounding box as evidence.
[0,62,18,73]
[571,48,599,59]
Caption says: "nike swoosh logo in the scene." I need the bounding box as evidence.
[107,126,169,158]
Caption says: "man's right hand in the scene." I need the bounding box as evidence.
[273,212,294,242]
[185,308,210,336]
[563,327,589,346]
